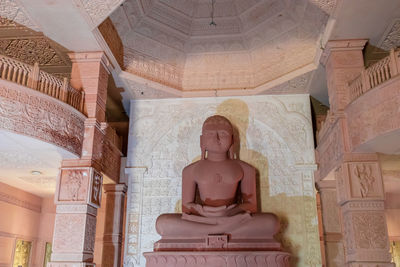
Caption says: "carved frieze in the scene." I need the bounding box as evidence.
[0,82,85,156]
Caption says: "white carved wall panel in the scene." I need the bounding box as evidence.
[125,95,321,267]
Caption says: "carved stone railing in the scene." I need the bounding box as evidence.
[348,48,400,103]
[0,55,85,113]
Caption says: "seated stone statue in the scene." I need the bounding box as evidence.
[155,115,281,251]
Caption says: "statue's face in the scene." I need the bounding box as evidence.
[201,124,233,154]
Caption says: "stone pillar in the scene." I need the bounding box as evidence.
[335,155,393,266]
[317,40,394,266]
[50,164,103,266]
[101,184,127,267]
[49,52,110,267]
[321,39,367,113]
[316,180,345,267]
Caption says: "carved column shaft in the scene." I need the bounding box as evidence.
[49,52,110,267]
[50,166,103,266]
[335,156,393,266]
[316,180,345,267]
[101,184,127,267]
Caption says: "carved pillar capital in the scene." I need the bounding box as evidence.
[321,39,367,113]
[68,51,109,121]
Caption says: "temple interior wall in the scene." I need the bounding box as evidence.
[379,154,400,240]
[0,182,55,267]
[125,95,321,267]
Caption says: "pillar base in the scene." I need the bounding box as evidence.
[144,251,290,267]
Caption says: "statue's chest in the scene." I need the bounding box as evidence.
[195,162,243,185]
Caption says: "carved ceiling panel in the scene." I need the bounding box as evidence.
[0,0,38,30]
[75,0,125,28]
[379,18,400,51]
[0,13,71,77]
[110,0,335,93]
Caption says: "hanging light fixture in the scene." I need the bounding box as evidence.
[210,0,217,26]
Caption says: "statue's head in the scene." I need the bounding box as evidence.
[200,115,234,159]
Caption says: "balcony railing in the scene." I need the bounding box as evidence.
[348,48,400,103]
[0,55,85,113]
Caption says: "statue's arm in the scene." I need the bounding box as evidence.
[238,162,257,213]
[181,164,200,215]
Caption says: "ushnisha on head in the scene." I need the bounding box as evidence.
[200,115,235,160]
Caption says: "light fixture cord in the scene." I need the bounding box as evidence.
[210,0,216,26]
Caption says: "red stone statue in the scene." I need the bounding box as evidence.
[155,115,282,251]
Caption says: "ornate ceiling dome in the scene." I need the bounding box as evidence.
[110,0,332,93]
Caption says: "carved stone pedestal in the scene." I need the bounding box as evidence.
[144,251,290,267]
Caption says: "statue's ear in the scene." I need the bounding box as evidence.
[200,135,206,160]
[229,135,235,159]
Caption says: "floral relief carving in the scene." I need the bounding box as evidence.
[0,84,85,156]
[352,212,388,250]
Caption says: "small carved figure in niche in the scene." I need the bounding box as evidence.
[66,171,83,201]
[354,164,375,197]
[92,172,101,203]
[155,115,281,251]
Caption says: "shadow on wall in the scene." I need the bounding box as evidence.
[172,98,321,266]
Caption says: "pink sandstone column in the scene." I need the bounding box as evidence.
[101,184,127,267]
[49,52,110,267]
[335,156,392,266]
[316,180,345,267]
[317,40,394,266]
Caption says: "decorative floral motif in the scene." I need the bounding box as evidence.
[353,213,388,249]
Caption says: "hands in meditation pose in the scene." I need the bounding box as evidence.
[155,115,281,250]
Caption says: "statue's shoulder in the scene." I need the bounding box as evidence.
[182,161,200,175]
[234,159,256,173]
